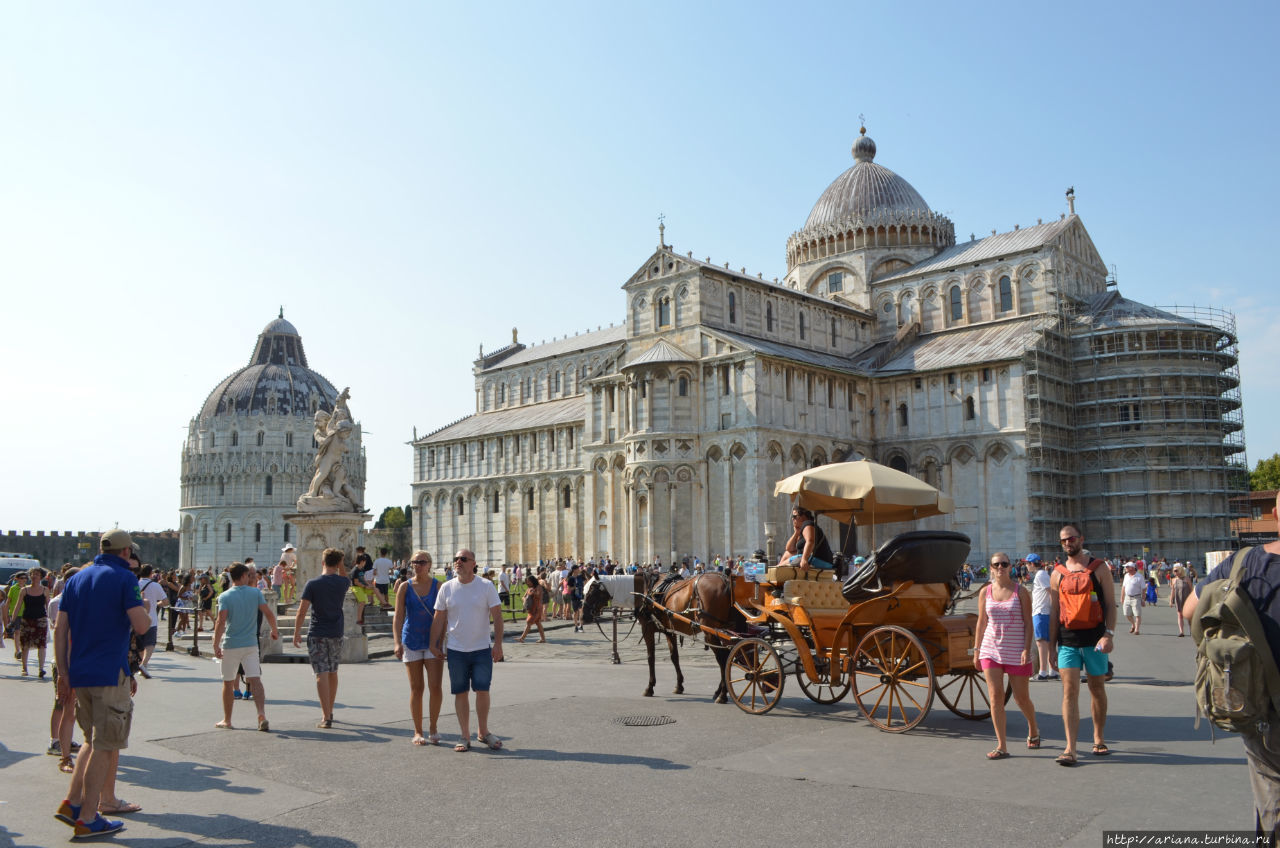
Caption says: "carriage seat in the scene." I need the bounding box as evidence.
[766,565,836,584]
[842,530,971,604]
[782,579,847,613]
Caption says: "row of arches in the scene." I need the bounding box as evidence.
[875,262,1042,332]
[480,353,608,411]
[787,215,956,269]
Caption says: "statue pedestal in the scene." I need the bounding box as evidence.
[281,510,372,664]
[260,589,284,656]
[282,510,372,587]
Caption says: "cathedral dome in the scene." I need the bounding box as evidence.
[197,312,339,421]
[803,128,933,228]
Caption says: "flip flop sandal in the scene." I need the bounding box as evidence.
[1056,752,1078,767]
[59,756,75,774]
[428,732,441,745]
[986,749,1009,760]
[454,741,471,752]
[478,732,503,750]
[99,800,142,815]
[317,718,332,729]
[1027,735,1041,749]
[1091,743,1111,756]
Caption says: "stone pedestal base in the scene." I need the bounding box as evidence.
[282,510,372,587]
[259,589,284,656]
[340,594,368,663]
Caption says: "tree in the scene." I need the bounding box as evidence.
[1251,453,1280,492]
[375,506,408,530]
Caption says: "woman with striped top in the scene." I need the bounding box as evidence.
[973,551,1040,760]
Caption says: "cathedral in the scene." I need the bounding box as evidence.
[410,128,1245,567]
[179,314,366,571]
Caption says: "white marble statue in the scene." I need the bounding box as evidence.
[297,387,364,513]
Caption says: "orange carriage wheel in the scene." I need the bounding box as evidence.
[725,637,785,715]
[851,625,935,732]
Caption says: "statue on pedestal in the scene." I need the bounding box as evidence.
[297,387,364,513]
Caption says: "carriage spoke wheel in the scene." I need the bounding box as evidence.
[796,654,851,704]
[936,668,1012,721]
[851,625,934,732]
[725,637,785,715]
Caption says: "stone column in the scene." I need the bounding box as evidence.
[281,510,372,588]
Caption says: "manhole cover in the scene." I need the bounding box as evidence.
[613,714,676,727]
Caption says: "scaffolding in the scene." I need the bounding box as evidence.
[1054,299,1246,561]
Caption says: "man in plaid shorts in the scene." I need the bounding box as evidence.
[293,548,350,728]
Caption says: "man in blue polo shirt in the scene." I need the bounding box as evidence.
[53,529,150,840]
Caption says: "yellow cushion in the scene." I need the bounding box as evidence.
[782,579,847,611]
[767,566,835,584]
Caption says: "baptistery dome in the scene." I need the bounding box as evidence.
[198,312,339,421]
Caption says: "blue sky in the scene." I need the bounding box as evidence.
[2,1,1277,532]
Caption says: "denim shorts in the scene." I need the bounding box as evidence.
[1032,614,1050,641]
[446,647,493,694]
[787,554,834,570]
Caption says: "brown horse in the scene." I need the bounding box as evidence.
[585,571,743,704]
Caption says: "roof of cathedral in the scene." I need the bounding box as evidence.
[197,314,340,421]
[804,128,934,229]
[712,328,869,375]
[856,318,1046,374]
[417,395,586,443]
[625,338,696,368]
[479,325,625,372]
[1076,291,1214,331]
[878,217,1075,282]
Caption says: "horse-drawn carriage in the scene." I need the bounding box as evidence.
[583,460,1005,733]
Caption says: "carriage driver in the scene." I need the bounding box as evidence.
[777,507,835,574]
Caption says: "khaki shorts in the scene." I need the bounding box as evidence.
[76,672,133,752]
[220,645,262,681]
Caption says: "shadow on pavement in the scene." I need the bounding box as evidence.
[124,811,358,847]
[116,755,263,795]
[494,746,689,770]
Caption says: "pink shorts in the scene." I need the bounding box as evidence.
[979,658,1032,677]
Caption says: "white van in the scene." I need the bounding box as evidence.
[0,552,42,586]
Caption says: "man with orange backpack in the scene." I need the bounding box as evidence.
[1049,524,1118,766]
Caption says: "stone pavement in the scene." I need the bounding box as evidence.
[0,593,1253,847]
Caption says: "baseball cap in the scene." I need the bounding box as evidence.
[853,556,867,566]
[1024,553,1041,563]
[1124,561,1137,568]
[100,528,133,553]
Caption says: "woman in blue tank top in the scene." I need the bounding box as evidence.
[392,550,444,745]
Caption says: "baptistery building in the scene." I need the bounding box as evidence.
[410,128,1245,567]
[179,314,366,571]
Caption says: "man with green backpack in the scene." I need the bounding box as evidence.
[1185,491,1280,844]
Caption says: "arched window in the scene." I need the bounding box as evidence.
[226,523,232,542]
[256,431,264,446]
[457,496,465,516]
[283,524,290,543]
[888,455,908,473]
[658,298,671,327]
[766,302,774,332]
[678,376,689,397]
[965,396,976,420]
[265,475,273,496]
[830,317,838,347]
[231,431,239,447]
[999,275,1013,312]
[728,291,737,323]
[202,524,208,543]
[285,432,293,448]
[210,432,216,448]
[553,372,561,394]
[218,478,225,497]
[949,286,963,321]
[497,384,505,404]
[567,428,574,449]
[562,485,572,508]
[254,523,261,543]
[799,313,806,340]
[898,403,909,429]
[492,491,500,513]
[526,489,534,511]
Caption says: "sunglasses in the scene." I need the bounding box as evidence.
[991,562,1011,568]
[453,556,471,563]
[1059,535,1080,544]
[411,560,431,566]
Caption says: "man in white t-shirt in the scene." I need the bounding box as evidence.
[549,563,565,620]
[1121,561,1147,635]
[431,548,503,751]
[137,565,169,677]
[1027,555,1057,680]
[372,548,394,609]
